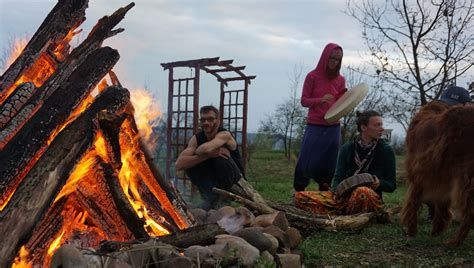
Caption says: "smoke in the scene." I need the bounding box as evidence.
[217,214,246,234]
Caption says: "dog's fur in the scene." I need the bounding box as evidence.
[400,101,474,246]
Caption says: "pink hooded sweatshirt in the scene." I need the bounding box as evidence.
[301,43,346,125]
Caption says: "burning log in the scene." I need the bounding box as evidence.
[0,47,119,210]
[0,86,130,266]
[0,0,88,104]
[0,2,135,148]
[0,82,35,129]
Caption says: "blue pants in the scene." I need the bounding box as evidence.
[294,124,340,191]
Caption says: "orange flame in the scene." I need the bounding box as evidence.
[119,118,189,231]
[130,89,161,146]
[47,230,65,256]
[53,28,81,61]
[43,208,91,266]
[12,246,33,268]
[118,149,170,236]
[4,37,29,70]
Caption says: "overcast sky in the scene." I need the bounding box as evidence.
[1,0,387,133]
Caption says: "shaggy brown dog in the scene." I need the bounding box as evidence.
[401,101,474,246]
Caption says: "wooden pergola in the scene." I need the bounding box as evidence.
[160,57,256,190]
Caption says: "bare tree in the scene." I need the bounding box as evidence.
[346,0,474,130]
[259,64,306,160]
[341,65,390,142]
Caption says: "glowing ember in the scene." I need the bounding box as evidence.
[53,29,81,61]
[47,230,65,256]
[54,150,98,203]
[12,246,32,268]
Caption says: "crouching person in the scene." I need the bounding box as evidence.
[175,105,244,210]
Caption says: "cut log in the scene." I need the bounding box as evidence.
[0,86,130,267]
[0,0,88,103]
[0,47,120,210]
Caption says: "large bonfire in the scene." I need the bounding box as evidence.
[0,1,194,266]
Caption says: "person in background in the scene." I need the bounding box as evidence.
[331,110,396,214]
[294,42,347,192]
[175,105,244,210]
[294,111,396,216]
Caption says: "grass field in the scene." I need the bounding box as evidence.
[247,149,473,267]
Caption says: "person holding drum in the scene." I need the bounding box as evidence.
[293,42,347,193]
[294,110,396,215]
[331,110,397,214]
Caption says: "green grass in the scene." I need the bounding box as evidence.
[247,149,474,267]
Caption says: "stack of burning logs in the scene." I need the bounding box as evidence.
[0,1,196,266]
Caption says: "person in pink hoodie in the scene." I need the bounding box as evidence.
[294,43,346,192]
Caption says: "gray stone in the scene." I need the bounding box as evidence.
[163,256,196,268]
[184,245,212,261]
[235,206,255,226]
[263,233,279,255]
[50,244,87,268]
[145,240,179,262]
[275,253,301,268]
[215,234,260,267]
[81,248,103,268]
[235,227,272,252]
[190,208,208,224]
[102,257,132,268]
[207,206,236,223]
[286,227,302,249]
[128,243,151,267]
[263,225,291,248]
[208,242,233,258]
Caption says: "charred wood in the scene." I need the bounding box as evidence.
[0,2,134,148]
[155,223,226,248]
[100,161,150,240]
[0,82,35,129]
[0,47,120,209]
[0,86,130,267]
[0,0,88,103]
[98,223,226,253]
[72,157,135,241]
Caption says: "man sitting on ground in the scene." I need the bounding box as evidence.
[294,110,396,215]
[175,105,244,210]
